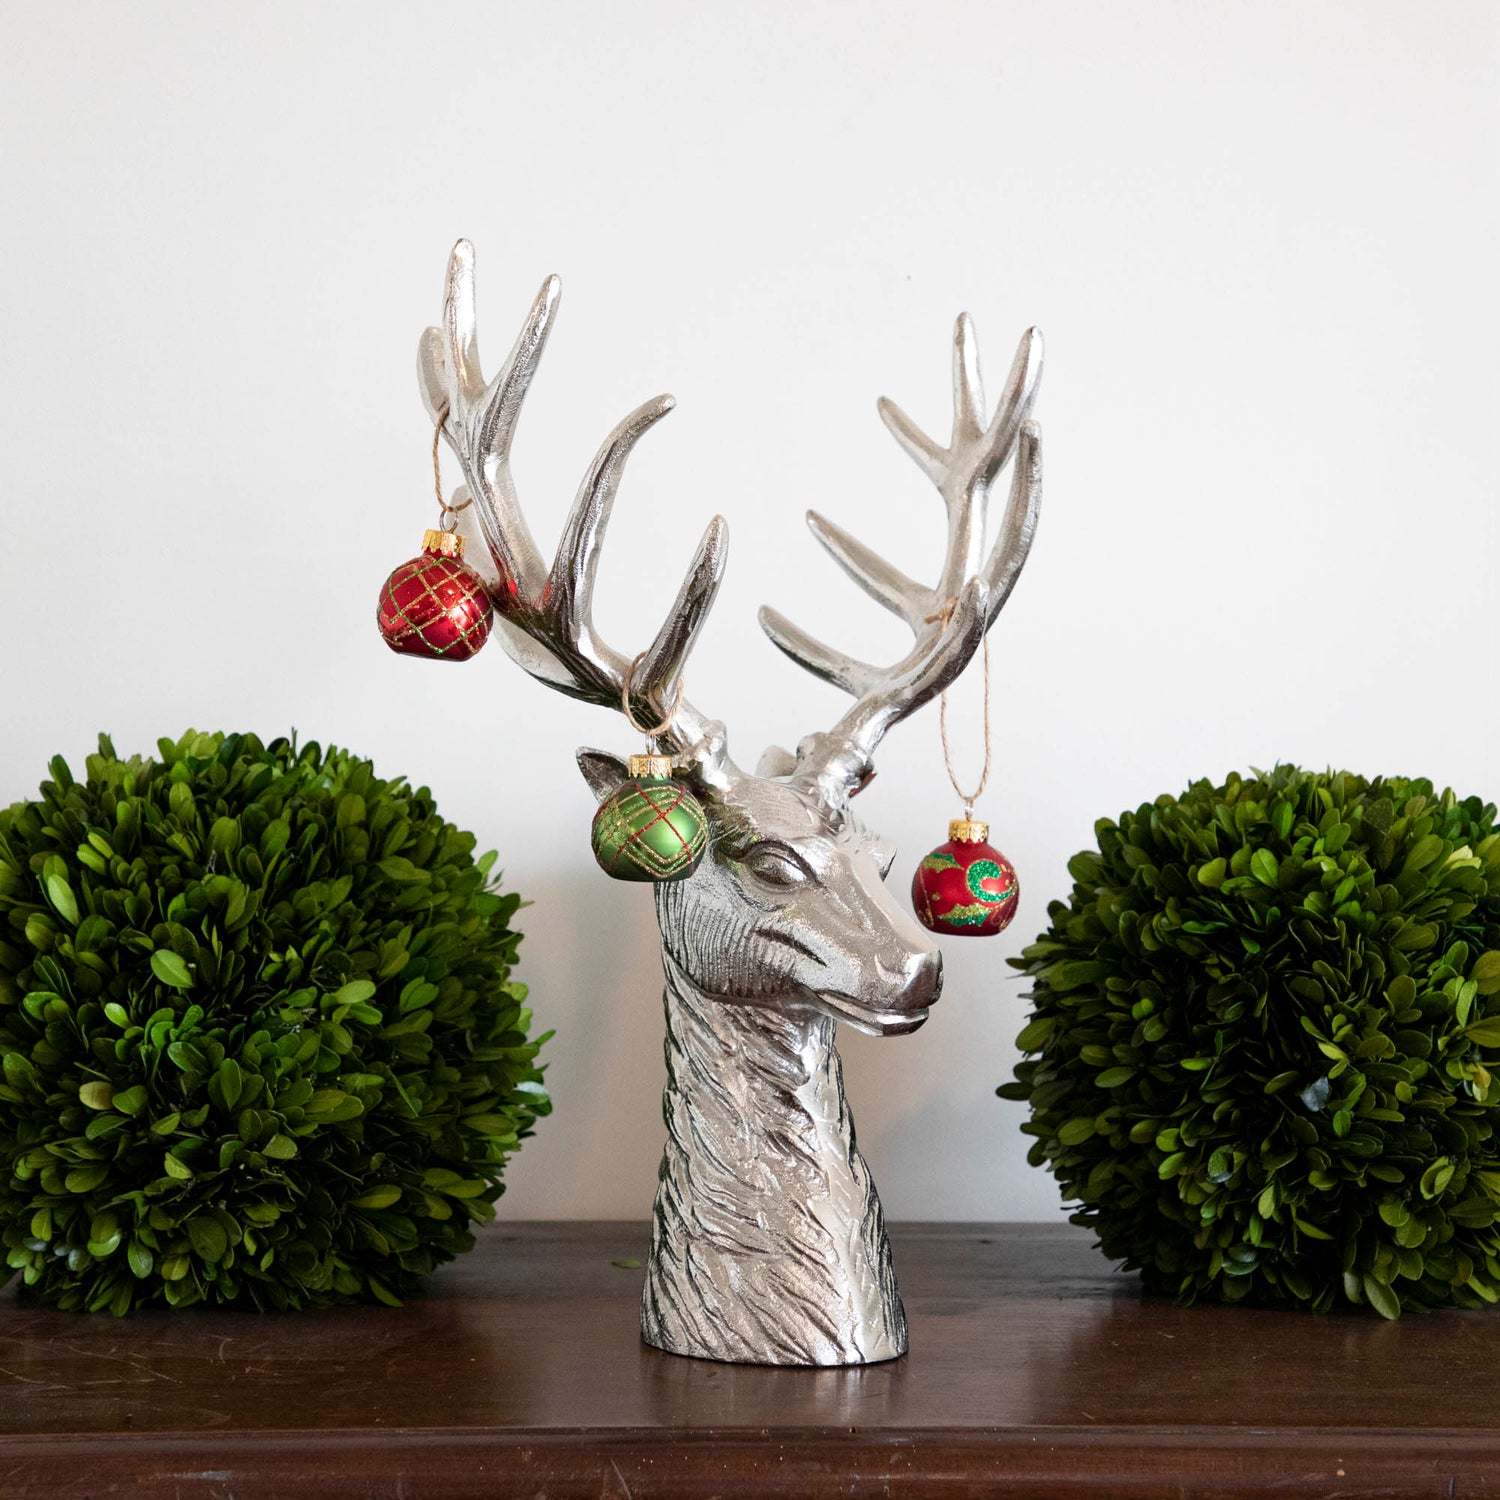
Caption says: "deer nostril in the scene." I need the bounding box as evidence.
[874,948,943,1008]
[893,947,940,1009]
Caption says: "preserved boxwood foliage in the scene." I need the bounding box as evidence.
[0,731,549,1313]
[1002,766,1500,1318]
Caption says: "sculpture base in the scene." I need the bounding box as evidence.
[641,1310,908,1367]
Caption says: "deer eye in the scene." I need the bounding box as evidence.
[742,843,811,889]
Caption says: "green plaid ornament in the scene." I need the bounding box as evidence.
[591,755,708,882]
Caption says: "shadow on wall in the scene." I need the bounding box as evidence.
[495,873,670,1220]
[833,932,1065,1223]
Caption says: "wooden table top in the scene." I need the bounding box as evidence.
[0,1221,1495,1497]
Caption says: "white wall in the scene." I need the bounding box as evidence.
[2,1,1496,1223]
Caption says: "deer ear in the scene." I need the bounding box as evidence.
[755,744,798,779]
[576,748,631,805]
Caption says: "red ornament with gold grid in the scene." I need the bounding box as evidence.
[377,529,494,661]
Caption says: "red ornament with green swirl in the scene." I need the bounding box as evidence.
[911,819,1019,937]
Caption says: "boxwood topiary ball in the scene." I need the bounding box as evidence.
[1001,766,1500,1319]
[0,731,549,1314]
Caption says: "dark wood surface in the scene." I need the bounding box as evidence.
[0,1221,1496,1498]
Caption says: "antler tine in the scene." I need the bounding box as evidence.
[416,240,557,600]
[805,511,929,628]
[974,326,1043,496]
[876,395,947,488]
[545,392,727,743]
[758,603,878,699]
[635,514,730,745]
[952,311,986,444]
[442,237,483,405]
[548,392,677,661]
[763,314,1043,787]
[984,420,1043,624]
[476,271,564,500]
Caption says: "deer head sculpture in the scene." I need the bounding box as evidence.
[417,241,1043,1365]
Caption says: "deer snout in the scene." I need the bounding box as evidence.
[863,935,943,1033]
[879,943,943,1014]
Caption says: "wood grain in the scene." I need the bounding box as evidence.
[0,1222,1496,1497]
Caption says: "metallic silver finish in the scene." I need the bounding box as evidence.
[417,242,1043,1365]
[761,313,1044,789]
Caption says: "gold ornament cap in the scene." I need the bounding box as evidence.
[423,528,466,559]
[950,817,990,844]
[629,752,675,780]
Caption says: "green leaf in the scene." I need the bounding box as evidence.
[1402,834,1443,874]
[112,1084,148,1116]
[87,1211,121,1258]
[1394,921,1438,951]
[435,1178,487,1199]
[1271,800,1295,840]
[150,950,193,989]
[1251,848,1279,887]
[1197,857,1226,889]
[1046,960,1111,991]
[1095,1066,1135,1088]
[367,1275,403,1307]
[79,1080,114,1111]
[1362,1274,1401,1320]
[351,1185,403,1210]
[1014,1016,1054,1053]
[262,1133,298,1160]
[1386,974,1417,1008]
[162,1152,193,1181]
[1465,1020,1500,1048]
[306,1089,363,1123]
[65,1164,108,1194]
[215,1058,244,1112]
[45,873,79,926]
[187,1216,228,1263]
[3,1052,36,1090]
[1473,952,1500,997]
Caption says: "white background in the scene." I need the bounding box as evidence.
[1,2,1496,1224]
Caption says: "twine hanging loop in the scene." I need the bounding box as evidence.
[622,651,686,740]
[929,598,992,816]
[431,404,473,532]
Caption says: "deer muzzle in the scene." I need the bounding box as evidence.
[808,942,943,1037]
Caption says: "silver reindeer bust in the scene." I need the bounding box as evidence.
[417,241,1043,1366]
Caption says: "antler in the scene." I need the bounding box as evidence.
[417,240,727,752]
[759,314,1043,788]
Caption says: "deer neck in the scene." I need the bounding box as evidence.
[641,949,906,1365]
